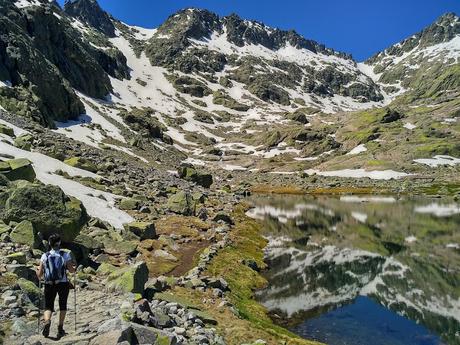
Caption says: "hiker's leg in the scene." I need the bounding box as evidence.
[44,310,52,322]
[58,310,67,326]
[57,283,70,327]
[42,285,56,337]
[44,284,57,323]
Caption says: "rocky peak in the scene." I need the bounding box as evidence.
[368,12,459,63]
[156,8,351,60]
[156,8,221,40]
[63,0,116,37]
[222,13,351,59]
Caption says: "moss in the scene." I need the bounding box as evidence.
[64,157,98,173]
[96,262,117,275]
[204,205,320,344]
[0,273,18,289]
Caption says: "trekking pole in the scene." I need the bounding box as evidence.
[74,271,77,334]
[37,279,41,334]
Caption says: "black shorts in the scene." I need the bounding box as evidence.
[44,282,70,312]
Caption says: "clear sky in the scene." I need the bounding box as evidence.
[58,0,460,61]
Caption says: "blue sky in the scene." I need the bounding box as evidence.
[58,0,460,61]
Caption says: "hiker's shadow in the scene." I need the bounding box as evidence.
[45,335,63,342]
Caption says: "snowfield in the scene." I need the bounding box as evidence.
[0,136,133,229]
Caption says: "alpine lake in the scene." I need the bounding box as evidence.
[247,194,460,345]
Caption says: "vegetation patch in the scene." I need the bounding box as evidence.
[203,205,321,344]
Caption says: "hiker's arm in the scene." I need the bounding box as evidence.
[36,261,44,280]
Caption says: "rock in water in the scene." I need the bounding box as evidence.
[3,184,88,242]
[0,159,36,182]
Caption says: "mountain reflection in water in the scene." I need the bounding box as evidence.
[247,195,460,345]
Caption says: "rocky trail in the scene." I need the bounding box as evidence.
[15,284,125,345]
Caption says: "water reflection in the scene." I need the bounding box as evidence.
[248,195,460,345]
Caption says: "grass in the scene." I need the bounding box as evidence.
[251,184,389,196]
[200,204,322,345]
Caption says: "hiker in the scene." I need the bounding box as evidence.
[36,233,76,338]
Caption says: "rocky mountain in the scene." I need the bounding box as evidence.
[0,0,458,180]
[361,12,460,102]
[0,1,459,344]
[63,0,116,37]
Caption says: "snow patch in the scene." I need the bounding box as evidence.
[304,168,411,180]
[0,141,133,229]
[413,155,460,167]
[346,144,367,155]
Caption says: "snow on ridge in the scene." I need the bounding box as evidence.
[0,139,133,229]
[14,0,41,9]
[304,168,411,180]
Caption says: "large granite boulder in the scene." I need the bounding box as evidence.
[3,183,88,242]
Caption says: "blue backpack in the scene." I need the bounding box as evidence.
[44,251,66,284]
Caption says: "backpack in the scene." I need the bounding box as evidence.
[44,250,67,284]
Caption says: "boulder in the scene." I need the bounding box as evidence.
[90,329,135,345]
[148,310,174,328]
[119,198,140,210]
[17,278,42,307]
[0,159,36,182]
[178,164,213,188]
[123,222,156,240]
[0,124,14,137]
[0,220,11,235]
[129,323,177,345]
[207,277,229,291]
[6,264,37,285]
[107,262,149,294]
[167,191,196,216]
[190,310,218,325]
[64,157,98,173]
[103,239,138,256]
[13,134,34,151]
[4,184,88,242]
[74,233,103,251]
[6,252,27,265]
[96,262,117,275]
[381,109,404,123]
[212,212,234,225]
[10,221,40,248]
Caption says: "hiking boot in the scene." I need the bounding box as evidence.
[57,325,66,338]
[42,322,50,338]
